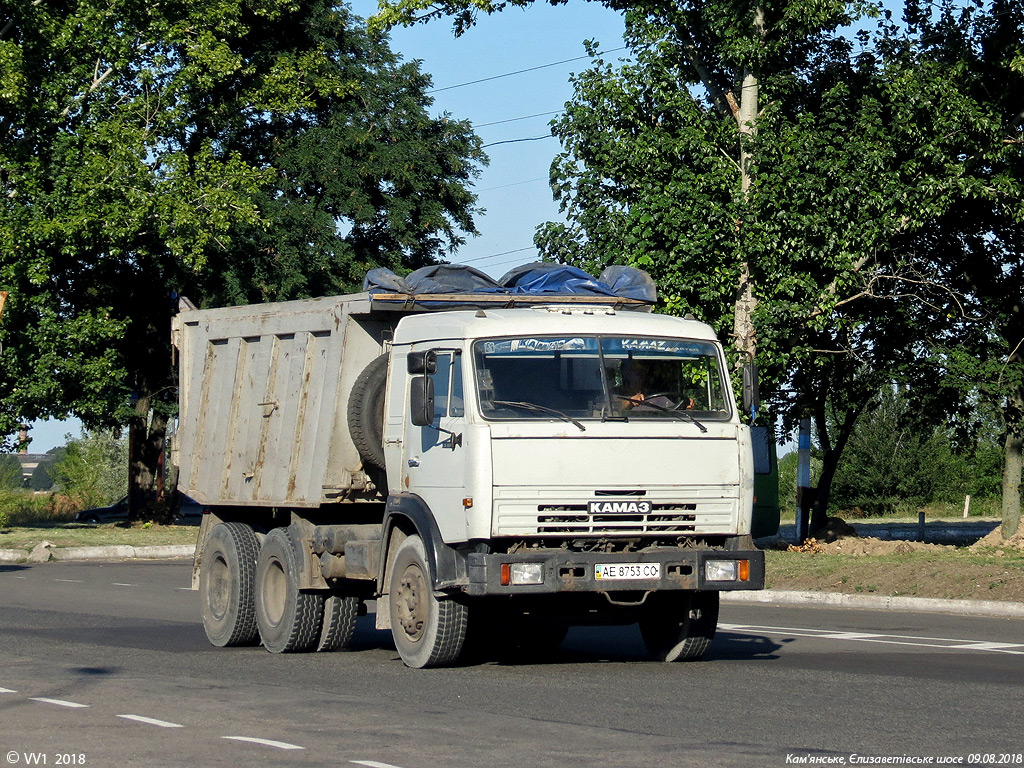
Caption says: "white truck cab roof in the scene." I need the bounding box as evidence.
[392,306,720,346]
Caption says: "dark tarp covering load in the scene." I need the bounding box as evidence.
[363,262,656,308]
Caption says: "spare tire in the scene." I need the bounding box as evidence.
[347,353,388,470]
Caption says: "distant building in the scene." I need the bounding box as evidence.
[0,453,50,488]
[16,454,49,487]
[3,425,53,489]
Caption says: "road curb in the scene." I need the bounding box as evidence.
[722,589,1024,619]
[0,544,195,563]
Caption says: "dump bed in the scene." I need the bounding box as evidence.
[171,293,392,507]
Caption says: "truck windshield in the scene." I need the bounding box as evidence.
[473,336,731,422]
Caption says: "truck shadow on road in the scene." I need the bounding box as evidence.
[349,618,786,665]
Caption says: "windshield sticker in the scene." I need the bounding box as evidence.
[481,337,592,355]
[610,338,710,356]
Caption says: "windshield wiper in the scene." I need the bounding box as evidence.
[615,396,708,433]
[491,400,586,432]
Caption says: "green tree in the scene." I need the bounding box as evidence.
[0,454,22,490]
[50,431,128,510]
[863,0,1024,537]
[829,387,964,515]
[0,0,485,517]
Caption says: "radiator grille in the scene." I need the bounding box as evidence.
[535,503,697,534]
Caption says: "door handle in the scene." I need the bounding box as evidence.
[407,458,420,468]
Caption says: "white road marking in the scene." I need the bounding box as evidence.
[30,697,90,708]
[53,579,83,583]
[222,736,304,751]
[721,623,1024,655]
[0,687,16,693]
[352,761,410,768]
[112,583,137,587]
[117,714,184,728]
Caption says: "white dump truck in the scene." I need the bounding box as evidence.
[171,264,765,667]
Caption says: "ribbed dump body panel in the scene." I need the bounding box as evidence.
[172,294,385,507]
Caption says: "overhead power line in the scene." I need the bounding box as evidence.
[475,110,562,128]
[482,135,555,148]
[458,246,537,264]
[477,177,549,192]
[428,46,628,94]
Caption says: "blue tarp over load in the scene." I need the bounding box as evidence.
[363,262,656,310]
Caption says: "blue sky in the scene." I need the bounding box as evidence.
[25,2,628,453]
[352,0,627,278]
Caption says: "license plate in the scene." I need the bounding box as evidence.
[594,563,661,581]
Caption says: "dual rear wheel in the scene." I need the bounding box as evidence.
[200,523,358,654]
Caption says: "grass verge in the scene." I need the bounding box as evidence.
[765,548,1024,603]
[0,522,198,551]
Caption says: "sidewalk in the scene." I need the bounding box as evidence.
[721,588,1024,619]
[0,541,195,564]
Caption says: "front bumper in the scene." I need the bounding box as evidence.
[464,547,764,597]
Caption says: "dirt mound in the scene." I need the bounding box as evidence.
[788,515,952,556]
[788,536,955,556]
[970,527,1024,553]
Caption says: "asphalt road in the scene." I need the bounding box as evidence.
[1,560,1022,768]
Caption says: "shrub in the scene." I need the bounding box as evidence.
[0,454,23,490]
[51,431,127,508]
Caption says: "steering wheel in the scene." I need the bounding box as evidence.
[647,392,689,410]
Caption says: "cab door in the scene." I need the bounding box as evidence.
[403,348,468,542]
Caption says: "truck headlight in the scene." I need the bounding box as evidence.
[500,562,545,586]
[705,559,749,582]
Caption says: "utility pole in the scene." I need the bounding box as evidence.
[795,415,812,543]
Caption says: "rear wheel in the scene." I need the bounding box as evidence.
[639,591,719,662]
[317,593,360,652]
[254,528,324,653]
[200,522,260,647]
[389,535,468,668]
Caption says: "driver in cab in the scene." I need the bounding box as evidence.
[616,360,695,411]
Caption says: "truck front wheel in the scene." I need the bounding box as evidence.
[639,591,719,662]
[254,528,324,653]
[200,522,260,647]
[388,535,468,668]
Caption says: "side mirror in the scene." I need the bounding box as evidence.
[410,375,435,427]
[742,362,760,416]
[408,350,437,375]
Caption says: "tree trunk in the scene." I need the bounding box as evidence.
[124,271,174,523]
[731,33,761,365]
[810,397,861,534]
[128,399,170,522]
[127,396,154,520]
[1002,389,1023,538]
